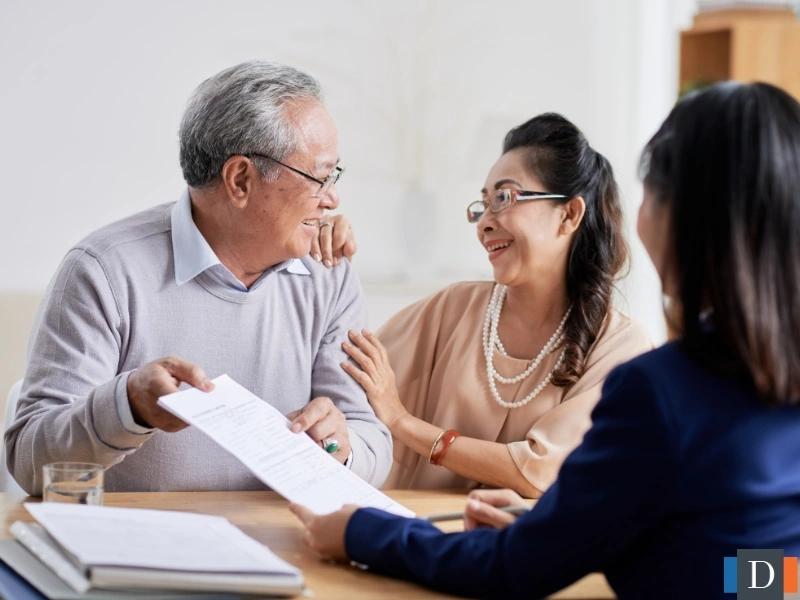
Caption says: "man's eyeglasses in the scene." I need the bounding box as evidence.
[466,189,567,223]
[245,152,344,197]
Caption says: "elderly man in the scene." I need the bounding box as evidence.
[5,61,391,494]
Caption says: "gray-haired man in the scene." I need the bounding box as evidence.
[5,61,392,494]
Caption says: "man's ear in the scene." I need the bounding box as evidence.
[221,156,254,209]
[559,197,586,235]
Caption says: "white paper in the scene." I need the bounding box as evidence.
[158,375,414,517]
[25,503,300,574]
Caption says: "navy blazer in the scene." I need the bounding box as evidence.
[345,342,800,599]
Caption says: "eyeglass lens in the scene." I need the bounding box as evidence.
[467,189,514,223]
[319,167,343,195]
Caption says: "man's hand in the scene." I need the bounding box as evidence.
[311,214,357,268]
[127,356,214,432]
[287,397,351,464]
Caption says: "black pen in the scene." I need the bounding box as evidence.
[423,505,531,523]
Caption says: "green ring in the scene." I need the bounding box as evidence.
[325,441,339,454]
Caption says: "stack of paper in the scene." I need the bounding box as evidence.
[1,503,302,598]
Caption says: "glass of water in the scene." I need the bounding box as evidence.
[43,463,105,505]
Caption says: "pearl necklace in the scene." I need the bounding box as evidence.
[482,284,571,409]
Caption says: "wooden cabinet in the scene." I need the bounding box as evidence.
[680,8,800,100]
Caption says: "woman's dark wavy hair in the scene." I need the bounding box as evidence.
[503,113,629,389]
[640,82,800,405]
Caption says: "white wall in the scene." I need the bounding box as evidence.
[0,0,691,342]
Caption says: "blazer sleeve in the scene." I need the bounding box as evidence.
[345,360,676,599]
[507,317,653,493]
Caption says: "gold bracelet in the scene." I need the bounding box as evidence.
[429,430,446,465]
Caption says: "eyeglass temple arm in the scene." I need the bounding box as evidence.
[516,192,568,200]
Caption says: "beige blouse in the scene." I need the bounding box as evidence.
[378,281,653,493]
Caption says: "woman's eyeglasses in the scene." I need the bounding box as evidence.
[466,189,567,223]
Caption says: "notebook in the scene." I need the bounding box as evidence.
[10,502,303,597]
[0,542,248,600]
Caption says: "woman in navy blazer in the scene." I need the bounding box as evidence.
[290,82,800,600]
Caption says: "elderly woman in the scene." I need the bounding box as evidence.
[293,81,800,600]
[332,113,651,497]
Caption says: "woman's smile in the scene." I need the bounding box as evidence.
[484,239,514,260]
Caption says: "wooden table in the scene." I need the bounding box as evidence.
[0,490,614,599]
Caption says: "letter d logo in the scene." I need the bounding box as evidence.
[748,560,774,589]
[737,550,783,599]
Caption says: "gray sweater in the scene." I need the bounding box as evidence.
[5,202,392,494]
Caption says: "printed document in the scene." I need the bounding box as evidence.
[158,375,414,517]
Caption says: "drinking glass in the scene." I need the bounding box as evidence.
[42,462,104,505]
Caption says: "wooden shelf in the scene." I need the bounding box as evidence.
[679,8,800,100]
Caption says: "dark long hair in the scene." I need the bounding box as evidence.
[640,82,800,405]
[503,114,629,388]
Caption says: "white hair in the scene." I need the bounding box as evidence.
[179,60,324,187]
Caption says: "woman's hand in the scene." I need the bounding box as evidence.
[464,489,529,531]
[289,503,359,562]
[311,214,357,268]
[341,330,408,430]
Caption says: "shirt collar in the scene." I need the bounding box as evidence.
[171,189,311,290]
[286,259,311,275]
[171,189,226,287]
